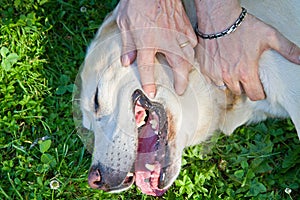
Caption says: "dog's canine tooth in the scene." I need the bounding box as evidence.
[145,163,155,171]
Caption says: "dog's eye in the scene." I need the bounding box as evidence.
[94,87,99,113]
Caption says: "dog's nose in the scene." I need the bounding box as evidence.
[88,165,130,191]
[88,167,108,190]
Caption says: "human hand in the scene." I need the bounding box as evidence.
[195,0,300,101]
[116,0,197,98]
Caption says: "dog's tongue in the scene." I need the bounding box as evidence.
[134,105,167,196]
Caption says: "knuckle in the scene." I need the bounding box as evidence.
[138,64,151,71]
[288,43,298,56]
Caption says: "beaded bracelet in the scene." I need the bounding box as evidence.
[195,7,247,39]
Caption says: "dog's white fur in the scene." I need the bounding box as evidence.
[79,0,300,193]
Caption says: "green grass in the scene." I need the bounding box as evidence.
[0,0,299,199]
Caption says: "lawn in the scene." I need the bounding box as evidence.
[0,0,299,199]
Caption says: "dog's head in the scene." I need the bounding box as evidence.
[75,20,216,196]
[73,8,219,195]
[79,63,208,196]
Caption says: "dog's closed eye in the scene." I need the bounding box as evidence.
[94,87,99,113]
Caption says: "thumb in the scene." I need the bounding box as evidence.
[268,29,300,64]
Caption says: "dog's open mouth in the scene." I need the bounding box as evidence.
[132,89,169,196]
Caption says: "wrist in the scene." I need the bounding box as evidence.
[194,0,242,34]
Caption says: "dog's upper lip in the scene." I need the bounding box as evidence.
[132,89,153,110]
[132,89,167,129]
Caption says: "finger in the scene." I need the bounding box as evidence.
[116,17,137,66]
[268,29,300,64]
[177,34,196,64]
[121,50,137,67]
[196,41,225,86]
[120,31,137,66]
[137,49,156,98]
[243,82,265,101]
[222,69,242,95]
[166,54,192,95]
[238,64,265,100]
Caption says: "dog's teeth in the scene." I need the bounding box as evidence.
[145,163,155,171]
[161,173,165,180]
[150,119,158,129]
[127,172,134,177]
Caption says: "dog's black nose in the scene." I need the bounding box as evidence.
[88,167,108,190]
[87,164,130,191]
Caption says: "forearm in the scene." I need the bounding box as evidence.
[194,0,242,33]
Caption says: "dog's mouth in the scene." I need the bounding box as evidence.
[132,89,170,196]
[88,89,176,196]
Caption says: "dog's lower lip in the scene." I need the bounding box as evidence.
[131,89,170,195]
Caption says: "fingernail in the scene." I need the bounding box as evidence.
[121,55,130,66]
[148,92,155,99]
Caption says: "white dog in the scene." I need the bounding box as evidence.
[76,0,300,196]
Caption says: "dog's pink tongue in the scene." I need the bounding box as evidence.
[135,162,166,196]
[134,110,167,196]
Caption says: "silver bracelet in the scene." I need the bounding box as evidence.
[195,7,247,39]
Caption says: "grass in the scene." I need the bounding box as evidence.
[0,0,299,199]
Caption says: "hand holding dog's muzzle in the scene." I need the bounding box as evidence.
[116,0,197,98]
